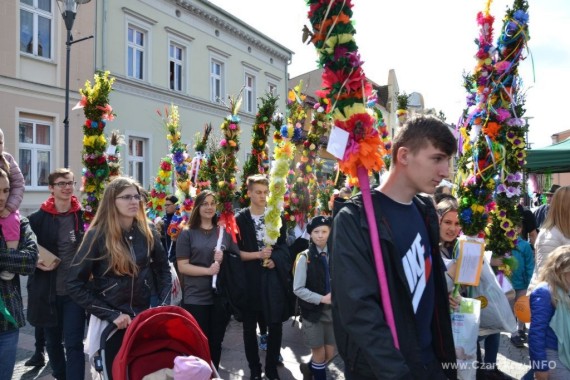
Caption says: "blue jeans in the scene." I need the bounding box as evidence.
[45,295,86,380]
[0,328,19,380]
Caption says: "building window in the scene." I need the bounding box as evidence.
[210,59,224,103]
[20,0,52,59]
[128,137,146,185]
[268,83,277,96]
[244,74,256,113]
[169,43,184,91]
[18,119,51,187]
[127,25,146,80]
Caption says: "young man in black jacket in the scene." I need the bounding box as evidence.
[331,116,458,380]
[27,169,86,380]
[235,174,289,380]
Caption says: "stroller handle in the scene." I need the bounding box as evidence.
[100,322,118,351]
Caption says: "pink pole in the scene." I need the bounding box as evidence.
[357,166,399,349]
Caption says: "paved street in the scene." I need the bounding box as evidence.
[13,275,531,379]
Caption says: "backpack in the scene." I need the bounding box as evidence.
[216,250,247,322]
[289,251,309,324]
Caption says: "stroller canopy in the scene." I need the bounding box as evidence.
[112,306,211,380]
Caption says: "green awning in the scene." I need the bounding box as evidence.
[525,138,570,173]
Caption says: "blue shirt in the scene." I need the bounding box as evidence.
[378,192,435,364]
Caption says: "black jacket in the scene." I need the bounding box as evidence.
[27,207,85,327]
[235,208,291,322]
[331,190,457,380]
[297,243,327,323]
[66,222,171,323]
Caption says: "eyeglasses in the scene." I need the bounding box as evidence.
[165,203,174,207]
[116,194,143,202]
[52,181,76,188]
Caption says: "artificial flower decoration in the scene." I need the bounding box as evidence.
[217,93,243,241]
[283,82,322,230]
[306,1,388,183]
[158,104,193,236]
[106,130,124,182]
[188,123,212,187]
[395,92,410,126]
[79,71,115,227]
[456,0,530,272]
[146,156,174,221]
[239,93,279,207]
[264,126,296,250]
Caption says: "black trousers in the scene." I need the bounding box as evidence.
[103,328,126,380]
[242,308,282,374]
[182,296,230,369]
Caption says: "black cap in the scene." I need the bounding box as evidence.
[307,216,332,234]
[546,184,561,195]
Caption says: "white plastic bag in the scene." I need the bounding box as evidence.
[170,262,182,306]
[452,297,481,380]
[471,257,516,334]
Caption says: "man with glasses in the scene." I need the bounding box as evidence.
[27,168,86,380]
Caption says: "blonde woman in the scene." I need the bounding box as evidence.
[67,177,171,378]
[529,245,570,380]
[530,186,570,290]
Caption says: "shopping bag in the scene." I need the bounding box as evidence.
[452,297,481,380]
[170,262,182,306]
[471,257,517,334]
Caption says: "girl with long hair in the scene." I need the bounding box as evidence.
[176,190,240,369]
[67,177,171,378]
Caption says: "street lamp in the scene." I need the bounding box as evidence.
[57,0,92,168]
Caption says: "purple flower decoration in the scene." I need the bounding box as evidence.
[506,172,523,183]
[496,108,511,122]
[499,209,507,218]
[507,118,524,127]
[506,229,517,239]
[347,51,364,67]
[333,45,349,61]
[497,183,508,194]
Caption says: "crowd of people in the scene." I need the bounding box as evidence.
[1,119,570,380]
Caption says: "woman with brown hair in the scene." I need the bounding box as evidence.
[67,176,171,378]
[176,190,240,369]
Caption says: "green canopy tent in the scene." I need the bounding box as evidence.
[525,138,570,173]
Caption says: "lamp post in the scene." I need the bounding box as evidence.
[57,0,92,168]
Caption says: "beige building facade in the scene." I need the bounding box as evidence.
[1,0,292,213]
[95,0,292,190]
[0,0,96,215]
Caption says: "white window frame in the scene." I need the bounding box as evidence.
[126,24,147,80]
[126,136,149,187]
[244,73,256,113]
[19,0,53,60]
[168,41,185,92]
[210,58,225,103]
[268,82,277,97]
[17,117,53,189]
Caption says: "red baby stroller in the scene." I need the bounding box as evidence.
[95,305,218,380]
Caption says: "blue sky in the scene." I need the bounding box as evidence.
[209,0,570,149]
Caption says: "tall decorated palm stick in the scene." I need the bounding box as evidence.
[146,156,174,221]
[78,71,115,228]
[306,0,394,346]
[484,0,529,275]
[216,93,242,243]
[159,105,192,241]
[263,123,296,264]
[239,93,279,207]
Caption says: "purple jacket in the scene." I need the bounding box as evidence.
[1,152,25,212]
